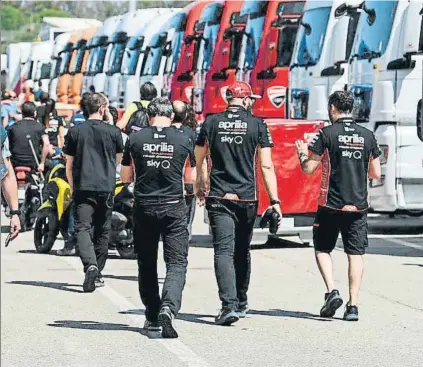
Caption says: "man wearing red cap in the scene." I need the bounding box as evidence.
[195,81,281,325]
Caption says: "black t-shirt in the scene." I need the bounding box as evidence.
[172,124,197,195]
[308,117,382,211]
[122,126,194,201]
[7,118,46,168]
[44,113,64,147]
[36,106,46,123]
[63,119,124,192]
[196,106,274,201]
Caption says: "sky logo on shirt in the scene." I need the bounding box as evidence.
[143,142,174,153]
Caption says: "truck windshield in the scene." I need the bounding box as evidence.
[72,47,85,73]
[164,31,184,74]
[142,47,162,76]
[59,51,72,75]
[293,7,331,66]
[108,42,126,75]
[240,15,266,71]
[51,59,60,78]
[89,45,108,74]
[121,36,144,75]
[40,63,51,79]
[352,1,398,59]
[198,23,219,72]
[276,26,298,67]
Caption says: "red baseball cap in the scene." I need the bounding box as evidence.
[226,81,262,99]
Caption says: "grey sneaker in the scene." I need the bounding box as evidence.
[83,265,98,293]
[215,309,239,326]
[57,247,76,256]
[343,305,359,321]
[144,320,162,332]
[158,307,178,338]
[320,289,343,318]
[236,304,250,318]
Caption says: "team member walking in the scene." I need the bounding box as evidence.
[63,93,124,292]
[195,81,281,325]
[295,91,381,321]
[171,100,198,242]
[121,97,196,338]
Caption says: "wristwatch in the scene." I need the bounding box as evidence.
[298,152,308,160]
[9,209,21,216]
[270,199,281,205]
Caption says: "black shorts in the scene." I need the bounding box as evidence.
[313,207,368,255]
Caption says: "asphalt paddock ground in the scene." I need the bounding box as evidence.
[1,208,422,367]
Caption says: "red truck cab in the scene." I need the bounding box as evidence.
[201,1,249,119]
[250,0,304,119]
[169,0,213,102]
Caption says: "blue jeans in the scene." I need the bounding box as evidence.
[65,202,76,247]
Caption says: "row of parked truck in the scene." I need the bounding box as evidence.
[6,0,423,228]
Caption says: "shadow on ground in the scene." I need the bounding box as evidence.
[47,320,154,337]
[403,263,423,268]
[249,309,334,321]
[103,275,164,283]
[8,280,84,293]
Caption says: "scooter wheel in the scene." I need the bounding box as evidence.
[34,210,59,253]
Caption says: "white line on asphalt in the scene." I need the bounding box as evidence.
[383,237,423,250]
[368,234,423,239]
[63,257,213,367]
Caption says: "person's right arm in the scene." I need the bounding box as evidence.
[39,135,50,172]
[62,128,77,191]
[117,103,136,130]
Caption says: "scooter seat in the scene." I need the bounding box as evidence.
[14,166,32,173]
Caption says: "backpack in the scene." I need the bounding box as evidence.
[126,101,149,135]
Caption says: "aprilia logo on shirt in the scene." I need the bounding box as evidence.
[338,134,364,144]
[143,142,174,153]
[218,121,247,130]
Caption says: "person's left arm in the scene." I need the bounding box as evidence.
[295,130,324,175]
[57,117,65,148]
[120,138,133,183]
[194,120,211,204]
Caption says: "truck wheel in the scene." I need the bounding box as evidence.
[34,210,59,253]
[406,210,423,217]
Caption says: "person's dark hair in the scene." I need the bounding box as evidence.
[85,93,108,116]
[328,91,354,114]
[80,92,90,118]
[140,82,157,101]
[22,102,37,119]
[108,106,118,125]
[183,103,198,129]
[172,100,187,123]
[39,92,49,104]
[43,98,56,127]
[89,85,95,93]
[147,97,173,118]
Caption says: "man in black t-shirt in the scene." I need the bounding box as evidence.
[7,102,50,171]
[121,97,196,339]
[195,81,281,326]
[171,100,197,242]
[63,93,124,293]
[295,91,381,322]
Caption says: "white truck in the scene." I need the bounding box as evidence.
[349,0,423,215]
[49,33,73,100]
[107,8,176,108]
[135,10,188,107]
[25,41,53,93]
[6,42,32,93]
[83,15,122,94]
[289,0,362,121]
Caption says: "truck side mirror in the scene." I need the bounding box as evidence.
[223,27,237,40]
[334,3,348,18]
[418,100,423,142]
[211,70,229,81]
[185,35,195,45]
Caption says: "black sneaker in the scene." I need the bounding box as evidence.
[83,265,98,293]
[215,309,239,326]
[320,289,343,318]
[144,320,162,332]
[343,305,359,321]
[95,273,105,288]
[158,307,178,338]
[236,304,250,318]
